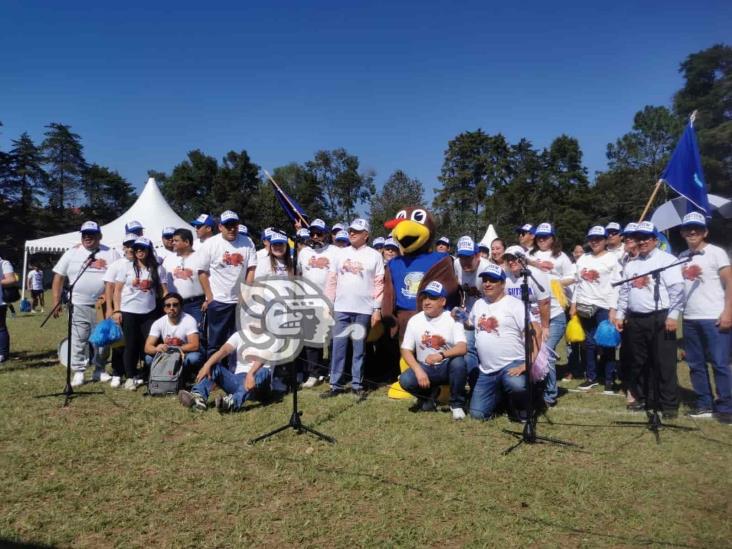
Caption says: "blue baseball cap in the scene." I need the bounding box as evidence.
[335,230,350,242]
[191,214,215,228]
[125,220,143,234]
[478,263,506,281]
[515,223,535,234]
[436,236,450,246]
[297,228,311,240]
[681,212,706,228]
[220,210,239,224]
[587,225,607,238]
[162,226,176,237]
[421,280,447,298]
[605,221,621,233]
[80,221,101,234]
[372,237,385,249]
[456,236,477,257]
[238,224,249,235]
[534,222,554,237]
[132,236,153,249]
[310,219,328,232]
[269,231,288,245]
[383,237,399,250]
[633,221,657,237]
[622,222,638,236]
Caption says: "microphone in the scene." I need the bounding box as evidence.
[87,249,100,263]
[686,250,704,257]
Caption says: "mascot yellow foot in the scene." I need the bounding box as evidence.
[387,358,451,404]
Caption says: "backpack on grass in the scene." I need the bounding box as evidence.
[148,349,183,396]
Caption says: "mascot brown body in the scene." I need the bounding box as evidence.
[380,207,459,398]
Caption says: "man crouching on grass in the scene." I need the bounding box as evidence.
[398,281,468,420]
[178,330,271,413]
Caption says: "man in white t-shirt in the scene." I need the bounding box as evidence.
[156,226,176,261]
[468,263,538,420]
[178,331,271,412]
[197,210,257,365]
[502,245,550,340]
[52,221,121,387]
[605,221,624,262]
[143,292,203,383]
[322,218,385,399]
[27,265,45,312]
[399,281,468,420]
[164,228,205,324]
[296,218,337,387]
[677,212,732,424]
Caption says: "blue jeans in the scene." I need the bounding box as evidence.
[469,359,528,420]
[399,356,468,408]
[579,308,616,385]
[330,312,371,391]
[183,297,204,325]
[206,301,237,368]
[0,305,9,360]
[683,319,732,413]
[543,313,566,404]
[192,364,270,410]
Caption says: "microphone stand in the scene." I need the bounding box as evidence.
[36,250,104,406]
[503,257,577,454]
[612,255,697,442]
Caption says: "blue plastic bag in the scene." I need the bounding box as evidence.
[595,320,621,348]
[89,318,123,347]
[19,298,32,313]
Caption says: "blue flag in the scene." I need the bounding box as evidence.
[265,170,309,226]
[660,121,711,216]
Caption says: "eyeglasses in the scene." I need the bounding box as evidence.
[637,235,654,242]
[164,302,181,308]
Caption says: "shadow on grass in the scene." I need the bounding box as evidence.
[0,351,58,374]
[0,538,54,548]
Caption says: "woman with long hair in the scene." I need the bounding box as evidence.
[490,238,506,267]
[254,230,294,278]
[529,223,575,406]
[113,237,167,390]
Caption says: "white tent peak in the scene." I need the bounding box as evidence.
[24,177,194,254]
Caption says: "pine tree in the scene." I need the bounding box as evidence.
[41,123,87,211]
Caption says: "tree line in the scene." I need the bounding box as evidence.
[1,44,729,265]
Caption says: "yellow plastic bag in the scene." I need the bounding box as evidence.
[565,314,586,343]
[550,279,568,310]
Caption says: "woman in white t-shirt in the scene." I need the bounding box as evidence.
[570,226,621,393]
[112,237,168,389]
[254,231,293,279]
[529,223,575,406]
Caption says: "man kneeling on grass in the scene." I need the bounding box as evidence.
[399,281,468,420]
[178,331,271,413]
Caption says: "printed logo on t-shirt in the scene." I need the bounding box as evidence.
[477,315,499,334]
[420,331,446,350]
[402,271,424,298]
[89,258,108,271]
[222,251,244,267]
[164,336,184,346]
[307,256,330,270]
[580,268,600,283]
[507,286,532,299]
[340,259,364,276]
[173,267,194,280]
[682,264,702,281]
[538,260,554,272]
[133,278,152,292]
[631,275,650,289]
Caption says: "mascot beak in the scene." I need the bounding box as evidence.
[389,219,431,254]
[384,218,403,230]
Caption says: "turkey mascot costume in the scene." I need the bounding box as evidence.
[380,206,460,399]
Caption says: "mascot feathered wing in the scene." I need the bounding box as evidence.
[380,206,459,399]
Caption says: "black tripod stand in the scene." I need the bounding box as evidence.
[36,249,104,406]
[249,360,335,444]
[612,256,697,443]
[503,259,577,454]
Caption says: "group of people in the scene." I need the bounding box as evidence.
[4,207,730,426]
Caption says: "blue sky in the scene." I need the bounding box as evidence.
[1,1,730,202]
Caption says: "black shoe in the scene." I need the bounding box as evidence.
[577,380,598,391]
[352,389,368,402]
[626,401,645,412]
[602,384,617,395]
[715,412,732,425]
[320,388,345,399]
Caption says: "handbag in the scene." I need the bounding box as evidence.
[575,302,597,319]
[2,285,21,304]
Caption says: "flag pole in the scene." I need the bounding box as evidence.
[638,110,698,222]
[264,169,309,227]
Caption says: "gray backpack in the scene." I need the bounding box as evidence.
[148,349,183,396]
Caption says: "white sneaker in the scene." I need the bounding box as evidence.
[92,369,112,383]
[451,407,466,421]
[303,376,320,389]
[110,376,121,388]
[71,372,85,387]
[133,377,145,387]
[123,378,137,391]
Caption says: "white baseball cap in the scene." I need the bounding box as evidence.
[622,222,638,235]
[269,231,288,245]
[534,222,554,237]
[349,218,370,232]
[335,230,350,242]
[634,221,656,236]
[220,210,239,224]
[421,280,446,298]
[80,221,101,234]
[457,236,477,257]
[372,237,385,248]
[681,212,707,228]
[162,226,176,237]
[503,245,525,258]
[478,263,506,281]
[587,226,607,238]
[310,219,328,231]
[605,221,621,233]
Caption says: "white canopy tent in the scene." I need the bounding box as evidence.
[21,177,195,294]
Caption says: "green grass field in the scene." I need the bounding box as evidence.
[1,304,731,548]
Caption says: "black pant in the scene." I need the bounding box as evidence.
[624,310,679,411]
[0,305,8,360]
[298,345,326,378]
[121,310,156,380]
